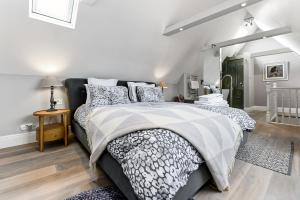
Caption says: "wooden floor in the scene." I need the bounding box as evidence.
[0,111,299,200]
[195,111,300,200]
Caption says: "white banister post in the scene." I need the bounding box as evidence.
[273,82,278,122]
[266,82,271,122]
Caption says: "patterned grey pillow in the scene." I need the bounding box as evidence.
[110,86,131,105]
[88,85,130,107]
[136,86,165,102]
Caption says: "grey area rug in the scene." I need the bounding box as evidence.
[236,133,294,175]
[66,187,125,200]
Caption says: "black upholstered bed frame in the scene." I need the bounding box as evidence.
[65,78,211,200]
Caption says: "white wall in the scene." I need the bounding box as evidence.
[247,0,300,54]
[164,84,179,102]
[0,0,232,84]
[247,54,255,107]
[0,0,264,83]
[0,74,180,138]
[240,38,285,54]
[238,38,300,107]
[241,53,255,108]
[203,50,220,85]
[2,0,300,139]
[254,52,300,106]
[0,74,67,137]
[1,0,251,138]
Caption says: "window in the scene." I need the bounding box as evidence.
[29,0,80,29]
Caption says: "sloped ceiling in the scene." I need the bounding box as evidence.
[220,0,300,59]
[0,0,298,84]
[239,37,286,55]
[247,0,300,54]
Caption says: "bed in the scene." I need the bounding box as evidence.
[65,78,212,200]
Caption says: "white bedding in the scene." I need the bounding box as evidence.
[85,103,243,191]
[75,102,256,131]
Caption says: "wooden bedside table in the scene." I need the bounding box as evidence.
[33,109,70,152]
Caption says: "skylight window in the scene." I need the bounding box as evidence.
[29,0,80,29]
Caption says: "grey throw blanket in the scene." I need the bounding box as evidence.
[107,129,204,199]
[86,103,243,193]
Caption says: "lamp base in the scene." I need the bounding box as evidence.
[47,108,57,112]
[47,86,57,112]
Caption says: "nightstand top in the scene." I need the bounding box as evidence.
[33,109,70,117]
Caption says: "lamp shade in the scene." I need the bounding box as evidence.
[41,76,63,88]
[159,81,168,89]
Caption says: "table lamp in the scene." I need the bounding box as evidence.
[41,76,63,112]
[159,81,168,92]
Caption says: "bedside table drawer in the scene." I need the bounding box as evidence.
[36,123,64,142]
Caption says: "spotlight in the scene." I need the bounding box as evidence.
[244,16,254,27]
[241,2,247,7]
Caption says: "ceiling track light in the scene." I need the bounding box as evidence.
[164,0,264,36]
[244,16,254,27]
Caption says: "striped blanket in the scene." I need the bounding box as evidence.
[86,103,243,191]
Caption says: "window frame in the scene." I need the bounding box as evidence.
[29,0,80,29]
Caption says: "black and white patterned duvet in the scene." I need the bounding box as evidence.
[195,105,256,131]
[74,104,204,199]
[107,129,203,200]
[74,102,254,199]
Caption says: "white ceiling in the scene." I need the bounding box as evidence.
[247,0,300,54]
[0,0,299,84]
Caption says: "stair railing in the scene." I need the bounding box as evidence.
[266,82,300,126]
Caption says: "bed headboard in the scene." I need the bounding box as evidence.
[64,78,156,119]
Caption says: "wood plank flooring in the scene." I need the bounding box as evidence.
[195,111,300,200]
[0,111,299,200]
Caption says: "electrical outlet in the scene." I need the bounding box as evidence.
[55,98,63,105]
[20,123,33,131]
[20,124,27,131]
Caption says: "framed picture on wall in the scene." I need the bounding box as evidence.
[263,62,289,81]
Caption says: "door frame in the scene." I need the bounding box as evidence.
[220,50,247,109]
[221,57,244,109]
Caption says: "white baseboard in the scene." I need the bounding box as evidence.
[244,106,267,112]
[0,132,36,149]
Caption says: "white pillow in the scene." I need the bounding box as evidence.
[88,78,118,86]
[84,84,91,104]
[85,78,118,104]
[127,82,155,102]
